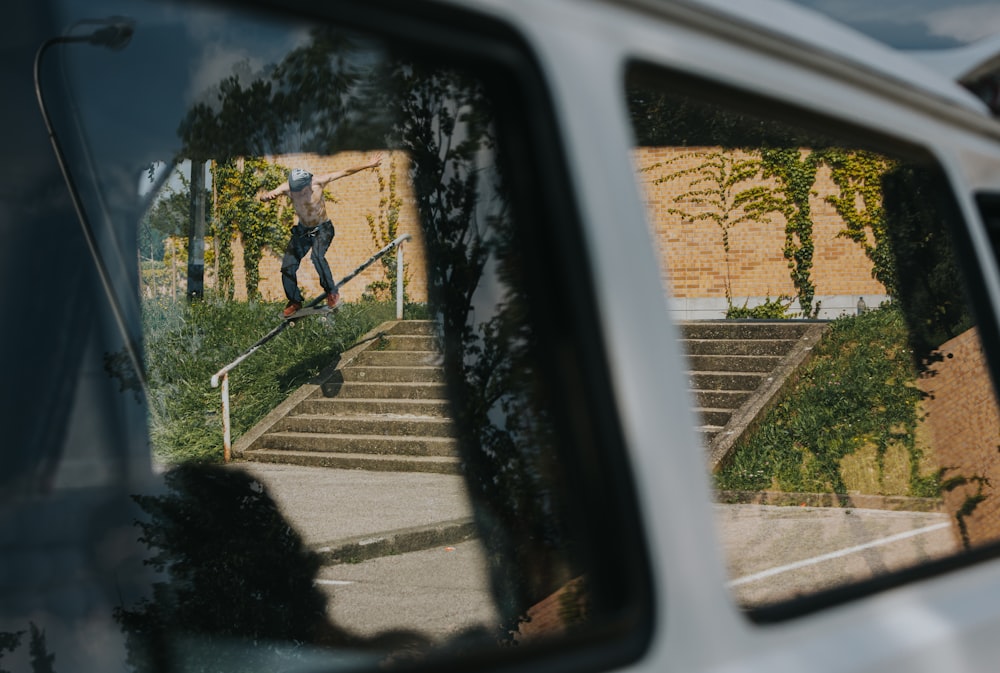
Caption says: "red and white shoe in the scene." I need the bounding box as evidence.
[326,292,342,310]
[282,301,302,318]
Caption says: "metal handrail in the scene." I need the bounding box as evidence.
[211,233,412,461]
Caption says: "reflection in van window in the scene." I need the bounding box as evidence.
[23,0,646,667]
[627,65,1000,612]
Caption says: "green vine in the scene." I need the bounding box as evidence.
[760,148,822,317]
[643,147,901,317]
[363,156,408,301]
[642,150,782,306]
[821,149,896,296]
[212,158,294,300]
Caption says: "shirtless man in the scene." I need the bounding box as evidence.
[260,153,382,317]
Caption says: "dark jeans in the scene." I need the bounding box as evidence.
[281,221,336,303]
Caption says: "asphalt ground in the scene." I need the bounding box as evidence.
[234,462,961,635]
[232,462,497,642]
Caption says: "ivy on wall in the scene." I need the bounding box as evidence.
[642,150,783,307]
[821,149,896,296]
[643,146,898,317]
[363,155,408,301]
[212,158,295,300]
[759,148,822,317]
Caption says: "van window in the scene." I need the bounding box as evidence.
[627,63,1000,615]
[18,0,651,668]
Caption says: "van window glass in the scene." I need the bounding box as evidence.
[15,0,650,667]
[627,63,1000,614]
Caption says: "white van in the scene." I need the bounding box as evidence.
[5,0,1000,671]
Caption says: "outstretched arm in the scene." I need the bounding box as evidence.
[314,152,383,186]
[259,182,290,202]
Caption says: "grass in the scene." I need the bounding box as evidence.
[143,294,428,465]
[715,304,941,499]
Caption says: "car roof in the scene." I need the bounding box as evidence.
[610,0,995,117]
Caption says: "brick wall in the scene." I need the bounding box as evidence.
[215,147,884,309]
[229,151,428,304]
[634,147,886,303]
[919,328,1000,548]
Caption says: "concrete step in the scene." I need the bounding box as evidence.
[387,320,437,336]
[340,365,445,383]
[263,431,459,457]
[242,449,461,475]
[689,371,767,392]
[682,338,799,356]
[297,397,452,417]
[695,408,734,427]
[693,389,753,410]
[278,414,456,438]
[681,321,814,340]
[320,381,449,400]
[375,334,436,351]
[353,350,442,367]
[687,354,783,373]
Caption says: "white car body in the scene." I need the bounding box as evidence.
[473,1,1000,671]
[6,0,1000,671]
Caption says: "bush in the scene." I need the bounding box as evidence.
[725,295,794,320]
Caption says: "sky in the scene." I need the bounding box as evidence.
[789,0,1000,49]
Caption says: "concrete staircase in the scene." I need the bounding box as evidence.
[236,320,461,474]
[236,319,827,475]
[681,321,828,471]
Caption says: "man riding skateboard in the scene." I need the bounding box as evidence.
[260,153,382,317]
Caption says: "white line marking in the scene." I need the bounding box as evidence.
[728,521,951,587]
[315,579,354,586]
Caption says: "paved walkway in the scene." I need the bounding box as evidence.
[232,462,476,562]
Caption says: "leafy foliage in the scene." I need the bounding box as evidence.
[882,165,973,369]
[212,158,294,300]
[0,629,23,673]
[759,148,823,316]
[380,61,580,636]
[822,149,897,295]
[143,295,403,464]
[363,156,408,301]
[0,624,55,673]
[627,76,901,316]
[642,150,782,305]
[940,470,990,549]
[725,295,794,319]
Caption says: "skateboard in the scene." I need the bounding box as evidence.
[284,297,339,324]
[284,305,332,322]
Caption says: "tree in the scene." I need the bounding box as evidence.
[143,186,212,260]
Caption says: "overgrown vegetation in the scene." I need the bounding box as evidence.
[363,156,409,302]
[212,157,295,300]
[716,305,939,498]
[725,295,794,320]
[143,295,425,464]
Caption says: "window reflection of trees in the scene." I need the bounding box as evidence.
[117,22,587,660]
